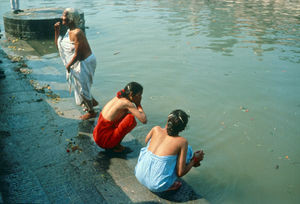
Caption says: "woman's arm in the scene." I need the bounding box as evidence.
[127,102,147,124]
[54,22,61,49]
[145,128,154,144]
[176,139,195,177]
[65,29,84,72]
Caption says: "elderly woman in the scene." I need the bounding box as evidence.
[54,8,98,120]
[135,110,204,192]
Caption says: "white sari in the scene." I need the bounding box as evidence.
[58,29,96,106]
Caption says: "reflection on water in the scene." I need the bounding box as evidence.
[2,0,297,62]
[26,40,57,55]
[0,0,299,203]
[153,0,300,62]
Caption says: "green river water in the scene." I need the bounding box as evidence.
[1,0,299,203]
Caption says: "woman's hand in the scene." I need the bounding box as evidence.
[54,22,61,49]
[132,94,142,107]
[54,22,61,32]
[66,65,70,73]
[192,150,205,167]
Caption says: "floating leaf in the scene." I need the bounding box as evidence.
[240,106,248,112]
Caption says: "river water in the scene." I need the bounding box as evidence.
[0,0,299,203]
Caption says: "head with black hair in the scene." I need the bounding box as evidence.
[117,82,143,103]
[166,109,189,136]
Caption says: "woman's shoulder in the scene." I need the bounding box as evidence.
[152,125,162,130]
[117,97,132,107]
[69,28,83,34]
[111,97,134,111]
[69,28,85,39]
[174,135,188,146]
[152,126,165,134]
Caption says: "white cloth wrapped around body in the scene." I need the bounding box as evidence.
[58,29,96,105]
[135,140,193,192]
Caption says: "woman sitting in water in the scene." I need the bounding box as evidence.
[93,82,147,153]
[135,109,204,192]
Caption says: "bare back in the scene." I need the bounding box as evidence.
[101,97,129,122]
[69,28,92,61]
[101,96,147,124]
[145,126,191,177]
[146,126,187,156]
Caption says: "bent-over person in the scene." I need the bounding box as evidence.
[55,8,98,120]
[135,109,204,192]
[93,82,147,153]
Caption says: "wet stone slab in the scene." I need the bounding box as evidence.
[0,44,206,203]
[0,167,50,203]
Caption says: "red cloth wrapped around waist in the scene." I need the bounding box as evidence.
[93,113,115,148]
[93,113,137,149]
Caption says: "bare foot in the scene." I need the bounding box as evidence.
[112,144,125,153]
[83,99,99,112]
[80,111,97,120]
[167,181,182,191]
[105,144,132,154]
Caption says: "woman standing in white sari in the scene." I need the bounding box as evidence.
[54,8,98,120]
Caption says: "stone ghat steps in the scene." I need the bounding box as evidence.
[0,48,132,203]
[0,46,207,203]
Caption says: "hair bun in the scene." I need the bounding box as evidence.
[166,110,189,136]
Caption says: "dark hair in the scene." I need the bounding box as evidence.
[119,82,143,99]
[167,109,189,136]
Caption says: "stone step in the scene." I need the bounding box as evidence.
[0,44,208,204]
[0,167,50,203]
